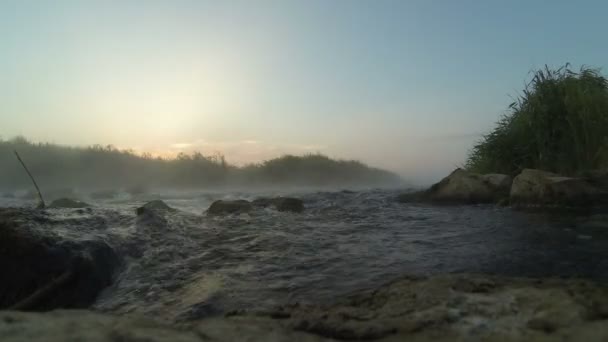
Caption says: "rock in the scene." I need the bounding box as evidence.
[136,200,176,216]
[2,274,608,341]
[481,173,513,192]
[251,198,274,208]
[252,197,305,213]
[207,200,253,216]
[0,310,330,342]
[399,169,512,204]
[48,198,91,209]
[246,274,608,341]
[510,169,608,207]
[0,208,121,310]
[273,197,305,213]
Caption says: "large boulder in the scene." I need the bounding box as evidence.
[510,169,608,207]
[399,169,512,204]
[207,200,253,216]
[252,197,305,213]
[0,208,120,310]
[48,198,91,209]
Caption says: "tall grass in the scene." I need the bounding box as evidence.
[0,137,400,190]
[466,65,608,175]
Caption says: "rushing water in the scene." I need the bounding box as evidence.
[2,189,608,320]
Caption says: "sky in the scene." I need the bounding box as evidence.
[1,0,608,184]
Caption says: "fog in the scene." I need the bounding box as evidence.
[0,137,406,200]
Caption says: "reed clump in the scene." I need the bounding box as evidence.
[467,64,608,175]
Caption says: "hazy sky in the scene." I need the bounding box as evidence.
[2,1,607,183]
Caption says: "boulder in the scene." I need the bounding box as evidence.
[48,198,91,209]
[510,169,608,207]
[399,169,512,204]
[274,197,304,213]
[252,197,305,213]
[0,208,121,310]
[136,200,175,216]
[207,200,253,216]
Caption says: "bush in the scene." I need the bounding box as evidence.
[466,65,608,175]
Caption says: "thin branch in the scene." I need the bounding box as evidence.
[9,269,74,310]
[14,150,46,209]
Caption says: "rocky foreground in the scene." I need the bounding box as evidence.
[2,274,608,341]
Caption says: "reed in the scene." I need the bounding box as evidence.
[466,64,608,175]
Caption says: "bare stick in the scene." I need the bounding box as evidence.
[9,269,74,310]
[14,150,46,208]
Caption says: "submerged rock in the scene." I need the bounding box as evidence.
[252,197,305,213]
[0,208,121,311]
[398,169,512,204]
[136,200,176,216]
[207,200,253,216]
[510,169,608,207]
[48,198,91,209]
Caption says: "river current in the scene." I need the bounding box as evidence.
[2,189,607,321]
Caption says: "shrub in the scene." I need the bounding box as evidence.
[466,64,608,175]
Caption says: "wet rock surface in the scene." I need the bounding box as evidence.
[398,169,512,204]
[0,208,121,310]
[240,273,608,341]
[136,200,176,216]
[206,200,253,215]
[510,169,608,207]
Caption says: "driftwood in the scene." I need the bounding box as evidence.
[14,150,46,209]
[9,269,74,310]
